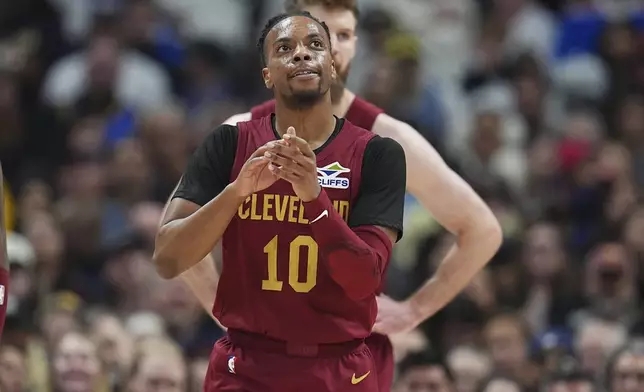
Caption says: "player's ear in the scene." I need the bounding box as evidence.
[331,60,337,80]
[262,68,273,89]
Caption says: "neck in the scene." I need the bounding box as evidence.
[332,88,355,118]
[274,94,337,149]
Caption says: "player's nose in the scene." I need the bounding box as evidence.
[292,44,312,62]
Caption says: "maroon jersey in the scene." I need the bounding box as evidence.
[174,114,405,345]
[250,96,384,131]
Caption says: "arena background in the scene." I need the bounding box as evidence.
[1,0,644,391]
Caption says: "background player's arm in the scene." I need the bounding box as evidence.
[0,163,8,340]
[276,135,406,300]
[154,125,243,279]
[372,114,502,333]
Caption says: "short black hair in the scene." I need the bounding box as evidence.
[257,11,332,67]
[398,351,454,382]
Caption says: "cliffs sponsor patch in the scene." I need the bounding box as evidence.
[317,162,350,189]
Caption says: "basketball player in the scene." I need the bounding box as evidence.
[155,11,406,391]
[173,0,502,389]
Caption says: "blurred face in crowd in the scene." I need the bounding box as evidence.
[59,162,106,201]
[617,96,644,143]
[528,136,559,178]
[623,207,644,252]
[129,202,164,244]
[585,244,634,313]
[89,313,134,374]
[67,118,105,160]
[564,112,603,144]
[121,0,156,45]
[546,379,594,392]
[130,354,187,392]
[41,308,79,349]
[361,56,397,107]
[471,112,502,161]
[190,358,209,392]
[23,211,64,266]
[447,346,491,392]
[140,110,189,177]
[108,139,152,200]
[601,23,636,60]
[515,75,544,120]
[576,320,626,374]
[302,5,357,101]
[151,278,201,329]
[0,346,27,392]
[481,378,522,392]
[611,351,644,392]
[395,364,453,392]
[87,35,119,90]
[53,332,102,392]
[105,248,157,308]
[523,222,565,282]
[484,315,527,373]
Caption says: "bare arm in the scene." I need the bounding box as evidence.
[161,183,220,320]
[154,186,245,279]
[372,115,502,330]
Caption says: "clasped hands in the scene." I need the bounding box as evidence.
[232,127,321,202]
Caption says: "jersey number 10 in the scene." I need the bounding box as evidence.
[262,235,318,293]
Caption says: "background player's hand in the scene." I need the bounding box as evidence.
[265,127,321,202]
[372,295,423,335]
[230,144,277,197]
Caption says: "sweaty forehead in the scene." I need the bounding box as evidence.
[268,16,325,43]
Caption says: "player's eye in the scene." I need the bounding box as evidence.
[311,40,324,49]
[337,32,351,42]
[277,45,290,53]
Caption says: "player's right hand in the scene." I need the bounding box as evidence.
[230,144,278,197]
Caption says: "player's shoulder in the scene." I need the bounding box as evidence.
[351,96,385,115]
[365,134,405,160]
[202,123,239,148]
[341,118,374,138]
[249,99,276,119]
[346,96,385,131]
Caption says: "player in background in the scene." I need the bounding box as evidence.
[155,11,406,391]
[0,164,8,341]
[177,0,502,337]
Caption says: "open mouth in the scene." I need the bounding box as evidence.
[290,69,319,79]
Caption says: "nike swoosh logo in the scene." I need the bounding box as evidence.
[310,209,328,224]
[351,371,370,385]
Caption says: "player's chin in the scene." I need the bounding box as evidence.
[288,76,322,90]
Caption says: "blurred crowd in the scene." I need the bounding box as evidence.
[1,0,644,391]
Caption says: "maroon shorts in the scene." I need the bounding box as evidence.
[203,330,379,392]
[366,333,394,391]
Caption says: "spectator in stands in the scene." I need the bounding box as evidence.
[394,351,455,392]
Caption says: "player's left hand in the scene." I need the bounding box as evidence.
[265,127,321,202]
[372,295,424,335]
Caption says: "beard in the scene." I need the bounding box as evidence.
[330,63,351,104]
[281,82,329,110]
